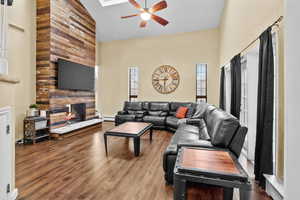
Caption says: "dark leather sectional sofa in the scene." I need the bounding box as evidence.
[115,101,247,184]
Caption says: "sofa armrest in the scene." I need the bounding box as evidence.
[136,110,147,115]
[117,110,128,115]
[185,118,202,126]
[177,140,215,149]
[163,144,178,171]
[135,110,147,118]
[160,111,168,117]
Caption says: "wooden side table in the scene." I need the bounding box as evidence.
[173,147,251,200]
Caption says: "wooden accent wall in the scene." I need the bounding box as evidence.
[36,0,96,129]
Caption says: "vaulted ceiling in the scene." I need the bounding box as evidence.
[80,0,225,42]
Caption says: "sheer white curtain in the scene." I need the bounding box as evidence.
[224,63,231,113]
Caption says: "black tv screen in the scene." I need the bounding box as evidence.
[58,59,95,91]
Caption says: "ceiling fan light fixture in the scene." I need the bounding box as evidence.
[140,12,151,21]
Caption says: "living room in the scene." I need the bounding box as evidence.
[0,0,299,199]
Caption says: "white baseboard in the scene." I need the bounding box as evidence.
[264,174,284,200]
[103,116,115,122]
[8,188,18,200]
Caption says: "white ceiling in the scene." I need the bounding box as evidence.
[80,0,225,42]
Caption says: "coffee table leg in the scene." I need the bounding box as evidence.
[150,128,153,143]
[174,176,186,200]
[223,187,234,200]
[134,137,140,156]
[104,134,108,156]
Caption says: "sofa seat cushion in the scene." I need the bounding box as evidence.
[176,124,200,135]
[143,115,166,126]
[166,116,180,128]
[170,124,213,148]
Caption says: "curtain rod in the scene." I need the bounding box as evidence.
[221,16,284,68]
[239,16,283,54]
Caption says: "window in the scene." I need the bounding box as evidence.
[196,64,207,102]
[128,67,139,102]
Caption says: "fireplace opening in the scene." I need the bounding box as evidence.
[68,103,86,123]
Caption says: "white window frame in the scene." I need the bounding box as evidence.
[196,64,207,103]
[128,67,139,102]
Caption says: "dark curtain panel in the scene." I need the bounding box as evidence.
[230,54,241,119]
[254,27,274,188]
[219,67,226,110]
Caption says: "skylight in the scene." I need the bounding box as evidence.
[99,0,128,7]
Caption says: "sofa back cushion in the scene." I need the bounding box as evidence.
[229,126,248,158]
[204,108,239,147]
[149,102,170,111]
[124,101,143,111]
[198,119,210,141]
[192,102,209,119]
[142,102,149,110]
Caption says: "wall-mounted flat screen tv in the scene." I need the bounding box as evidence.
[58,59,95,91]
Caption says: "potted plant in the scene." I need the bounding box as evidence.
[27,104,39,117]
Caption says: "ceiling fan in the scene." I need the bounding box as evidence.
[121,0,169,28]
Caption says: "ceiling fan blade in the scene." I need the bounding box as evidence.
[151,14,169,26]
[140,20,147,28]
[121,14,139,19]
[128,0,142,10]
[150,1,167,13]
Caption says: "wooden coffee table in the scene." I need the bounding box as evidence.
[174,147,251,200]
[103,122,153,157]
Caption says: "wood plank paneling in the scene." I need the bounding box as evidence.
[36,0,96,128]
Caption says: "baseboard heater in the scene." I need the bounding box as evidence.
[50,118,103,135]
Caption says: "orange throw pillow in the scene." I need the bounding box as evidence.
[176,107,189,119]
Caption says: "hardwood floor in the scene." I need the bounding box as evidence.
[16,122,271,200]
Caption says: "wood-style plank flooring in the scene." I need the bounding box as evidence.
[16,122,271,200]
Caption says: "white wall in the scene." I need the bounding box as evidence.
[284,0,300,199]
